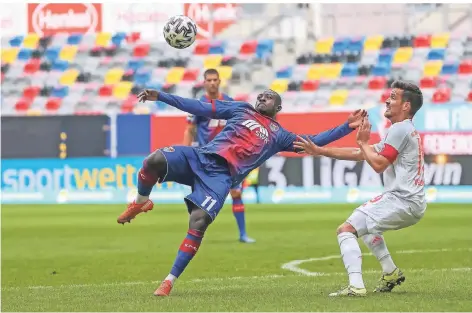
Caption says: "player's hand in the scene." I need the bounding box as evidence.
[138,89,158,102]
[347,109,367,129]
[356,116,372,145]
[293,136,323,156]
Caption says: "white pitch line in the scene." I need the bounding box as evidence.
[281,247,472,276]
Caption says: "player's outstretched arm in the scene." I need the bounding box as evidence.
[293,137,366,161]
[357,117,391,173]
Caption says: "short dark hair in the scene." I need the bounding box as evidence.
[391,80,423,117]
[203,68,219,79]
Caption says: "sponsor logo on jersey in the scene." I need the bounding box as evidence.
[163,146,175,152]
[242,120,269,143]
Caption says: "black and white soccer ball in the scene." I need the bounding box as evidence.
[163,15,197,49]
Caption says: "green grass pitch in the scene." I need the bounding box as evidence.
[2,203,472,311]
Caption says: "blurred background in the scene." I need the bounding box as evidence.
[1,3,472,205]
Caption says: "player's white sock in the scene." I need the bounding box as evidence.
[362,234,397,274]
[165,273,177,284]
[338,232,365,289]
[135,194,149,204]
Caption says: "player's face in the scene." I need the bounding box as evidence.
[204,74,220,96]
[255,91,277,117]
[385,88,405,120]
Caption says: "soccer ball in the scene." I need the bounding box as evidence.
[163,15,197,49]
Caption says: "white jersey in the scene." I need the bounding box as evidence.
[373,119,426,211]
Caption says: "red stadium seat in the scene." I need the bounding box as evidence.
[194,41,210,55]
[419,76,437,88]
[432,88,451,103]
[182,68,199,81]
[126,32,141,43]
[380,88,392,103]
[368,76,387,90]
[24,59,40,74]
[23,86,40,99]
[121,95,137,113]
[234,93,249,102]
[301,80,319,91]
[239,40,257,55]
[45,97,62,111]
[15,97,31,111]
[458,60,472,74]
[133,43,150,57]
[99,85,113,97]
[413,35,431,48]
[467,91,472,102]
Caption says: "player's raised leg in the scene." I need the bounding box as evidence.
[230,187,255,243]
[117,150,167,224]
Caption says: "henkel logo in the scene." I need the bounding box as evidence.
[28,3,102,36]
[184,3,239,39]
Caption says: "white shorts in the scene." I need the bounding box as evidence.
[346,192,425,237]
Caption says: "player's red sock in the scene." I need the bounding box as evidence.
[169,229,203,278]
[232,197,246,237]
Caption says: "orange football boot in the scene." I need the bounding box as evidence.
[153,280,173,296]
[117,199,154,224]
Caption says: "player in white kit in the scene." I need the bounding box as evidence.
[294,80,426,296]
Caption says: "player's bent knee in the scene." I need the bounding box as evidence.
[145,150,167,174]
[336,223,357,236]
[189,208,213,232]
[230,189,242,198]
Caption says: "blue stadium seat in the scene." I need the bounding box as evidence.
[378,49,394,65]
[341,63,359,77]
[209,41,226,55]
[372,63,391,76]
[111,32,126,46]
[145,81,163,90]
[276,66,293,79]
[17,48,32,61]
[9,36,24,47]
[67,33,83,45]
[428,48,446,60]
[45,46,61,62]
[127,58,144,72]
[51,86,69,98]
[134,69,152,85]
[256,39,274,58]
[347,37,365,53]
[52,59,69,72]
[441,61,459,75]
[332,37,349,53]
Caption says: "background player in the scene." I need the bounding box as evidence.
[117,89,366,296]
[183,69,255,243]
[294,80,426,297]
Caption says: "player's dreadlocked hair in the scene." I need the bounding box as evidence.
[391,80,423,117]
[203,68,219,79]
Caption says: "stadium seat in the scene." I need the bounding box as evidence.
[121,94,137,113]
[127,58,144,72]
[104,68,124,85]
[368,76,387,90]
[287,80,302,91]
[372,63,390,76]
[307,64,323,80]
[134,69,152,85]
[216,66,233,81]
[203,55,223,69]
[329,89,348,106]
[432,88,451,103]
[23,33,40,49]
[378,49,394,65]
[45,46,61,62]
[95,32,112,47]
[413,35,431,48]
[269,79,289,94]
[209,41,226,55]
[166,67,185,84]
[23,59,40,74]
[364,35,384,51]
[467,91,472,102]
[420,76,437,88]
[393,47,413,64]
[301,80,319,91]
[441,61,459,75]
[45,97,62,111]
[458,60,472,74]
[51,86,69,98]
[182,68,199,81]
[315,37,334,54]
[17,48,32,61]
[427,49,445,60]
[240,40,257,55]
[99,85,113,97]
[276,66,293,79]
[380,88,392,103]
[23,86,40,99]
[323,63,342,79]
[431,33,450,49]
[111,32,126,47]
[126,32,141,43]
[59,45,78,62]
[133,43,150,57]
[234,93,249,102]
[341,63,358,77]
[15,97,32,111]
[332,38,349,54]
[59,69,80,86]
[194,41,210,55]
[113,81,133,99]
[256,39,274,58]
[423,61,443,77]
[67,34,83,45]
[9,35,24,47]
[2,48,19,64]
[348,37,365,53]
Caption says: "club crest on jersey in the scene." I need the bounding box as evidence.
[242,120,269,143]
[163,146,175,152]
[270,123,279,132]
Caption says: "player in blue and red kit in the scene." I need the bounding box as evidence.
[117,88,366,296]
[183,69,255,244]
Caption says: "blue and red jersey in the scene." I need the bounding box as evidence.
[158,92,353,187]
[187,93,234,146]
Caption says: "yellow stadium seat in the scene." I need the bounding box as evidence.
[364,35,384,51]
[216,66,233,81]
[204,55,223,69]
[27,109,42,116]
[315,37,334,54]
[269,79,289,94]
[423,60,443,77]
[166,67,185,84]
[104,68,124,85]
[59,45,78,62]
[23,33,40,49]
[431,33,450,49]
[1,48,19,64]
[393,47,413,64]
[134,106,151,114]
[322,63,342,79]
[307,64,323,80]
[329,89,348,106]
[59,69,80,86]
[113,82,133,99]
[95,32,112,47]
[220,79,228,88]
